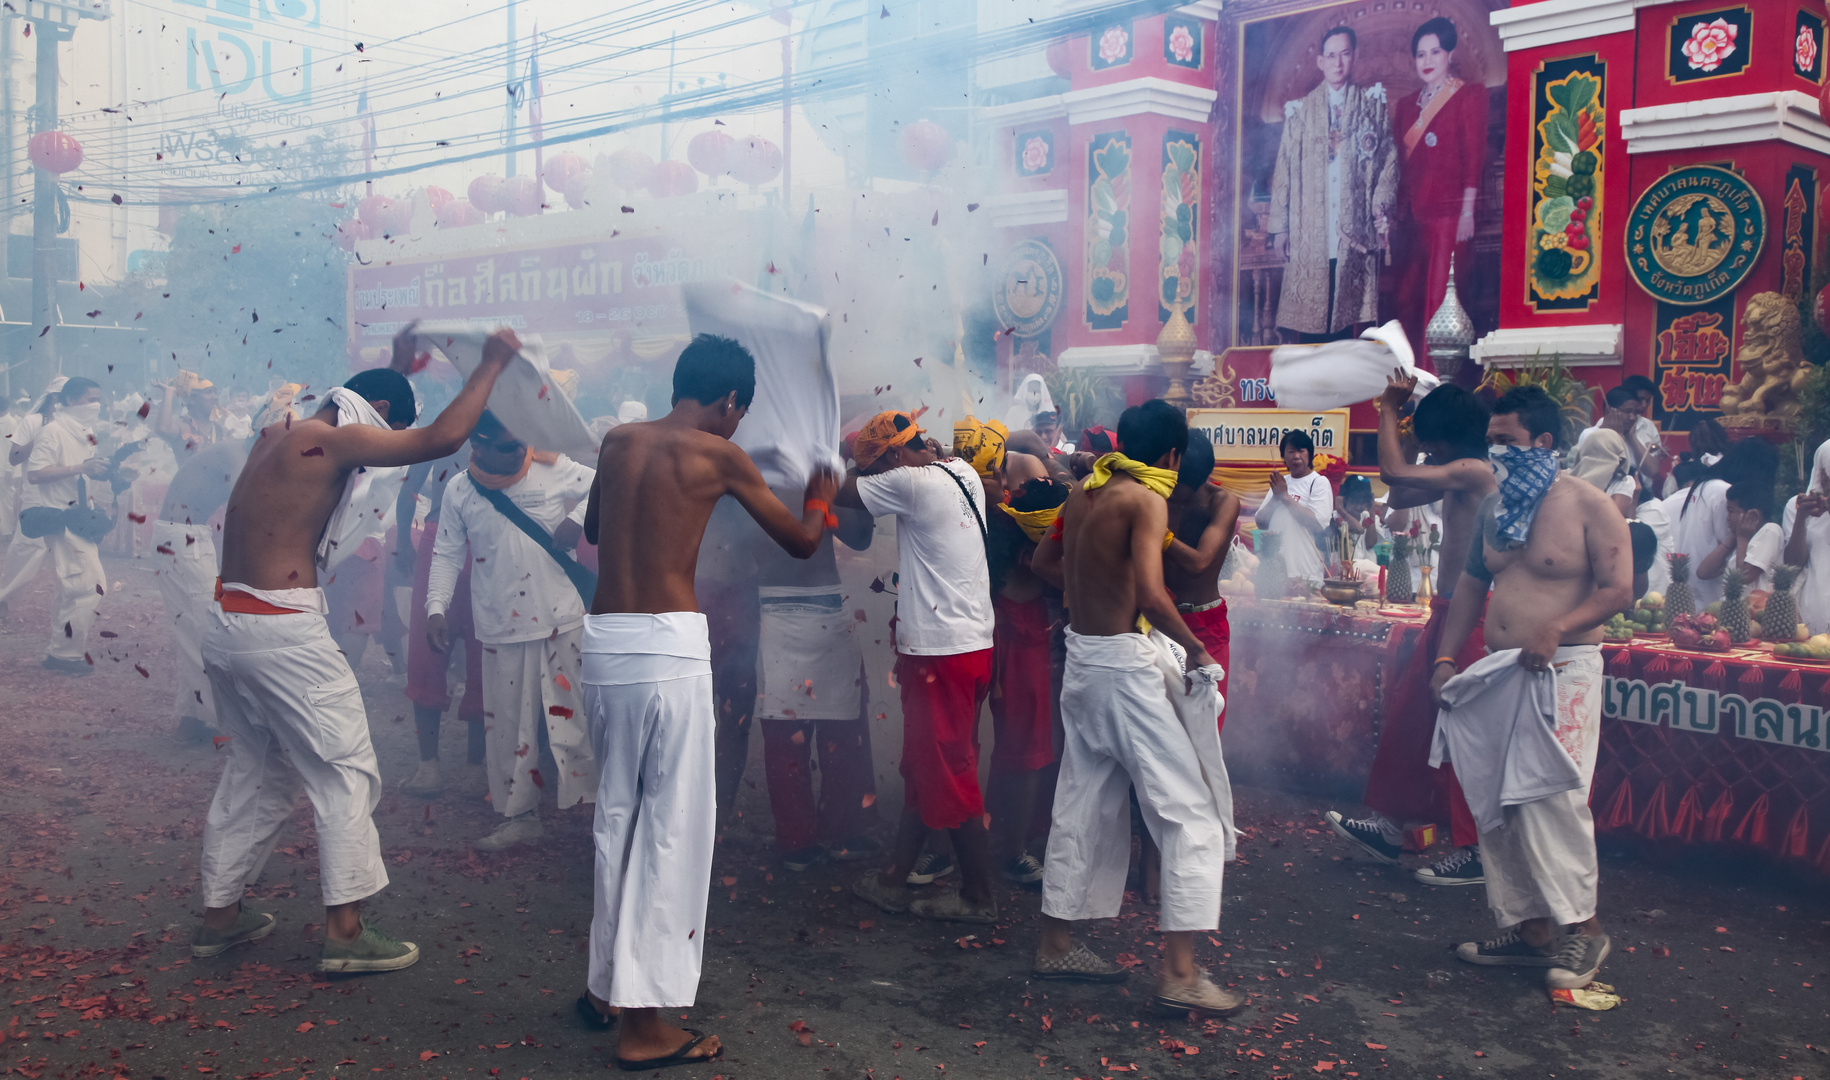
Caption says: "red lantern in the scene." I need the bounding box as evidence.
[604,148,655,193]
[335,217,370,252]
[648,160,698,198]
[687,130,733,178]
[543,151,589,194]
[504,175,543,216]
[564,170,594,211]
[901,119,953,173]
[28,130,82,173]
[468,175,506,214]
[728,136,782,187]
[358,194,402,235]
[434,198,482,229]
[424,186,454,211]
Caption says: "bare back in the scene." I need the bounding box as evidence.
[1482,476,1630,650]
[1061,476,1161,636]
[218,418,368,590]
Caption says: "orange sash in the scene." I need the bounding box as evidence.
[1403,77,1462,159]
[214,578,303,615]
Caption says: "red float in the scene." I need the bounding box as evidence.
[434,198,482,229]
[647,159,698,198]
[28,130,82,173]
[503,175,543,216]
[900,119,953,173]
[564,170,594,211]
[543,151,590,194]
[728,136,782,187]
[687,130,734,178]
[604,148,655,192]
[467,175,507,214]
[335,217,370,252]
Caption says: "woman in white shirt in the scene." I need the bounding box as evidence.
[1253,430,1333,583]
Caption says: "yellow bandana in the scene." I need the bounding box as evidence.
[952,417,1009,480]
[999,503,1059,543]
[1084,453,1178,499]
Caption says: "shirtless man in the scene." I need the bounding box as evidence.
[1327,375,1496,887]
[192,323,516,974]
[577,333,834,1069]
[1163,429,1241,729]
[154,438,250,743]
[1432,385,1631,991]
[1031,401,1242,1015]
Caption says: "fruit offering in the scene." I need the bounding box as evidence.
[1774,634,1830,661]
[1669,612,1729,651]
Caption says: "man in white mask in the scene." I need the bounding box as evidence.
[0,379,64,620]
[24,377,111,673]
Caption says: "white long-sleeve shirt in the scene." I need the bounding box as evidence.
[426,457,595,644]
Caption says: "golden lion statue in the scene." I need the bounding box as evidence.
[1719,292,1809,428]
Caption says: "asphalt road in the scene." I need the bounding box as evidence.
[1,555,1825,1080]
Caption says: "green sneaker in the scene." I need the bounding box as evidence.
[319,920,420,974]
[191,907,276,958]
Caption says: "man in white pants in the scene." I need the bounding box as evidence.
[0,383,55,621]
[426,411,599,851]
[1431,386,1632,992]
[24,378,110,674]
[192,324,514,974]
[154,439,249,741]
[576,334,835,1069]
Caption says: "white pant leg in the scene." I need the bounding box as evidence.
[154,523,218,724]
[0,531,46,602]
[541,628,597,809]
[200,653,304,909]
[1478,647,1604,928]
[585,671,716,1009]
[45,533,103,660]
[0,473,18,537]
[482,639,545,819]
[1039,700,1134,924]
[198,607,389,908]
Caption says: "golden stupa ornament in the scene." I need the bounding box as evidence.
[1158,306,1198,411]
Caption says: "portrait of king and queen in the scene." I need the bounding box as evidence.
[1241,1,1505,355]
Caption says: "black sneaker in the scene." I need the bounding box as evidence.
[1003,853,1045,885]
[1324,811,1402,865]
[1454,926,1558,967]
[905,852,956,885]
[1414,846,1484,886]
[1546,932,1611,989]
[781,845,827,872]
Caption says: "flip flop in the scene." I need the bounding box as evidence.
[576,995,617,1031]
[615,1028,722,1072]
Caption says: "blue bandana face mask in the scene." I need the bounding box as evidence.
[1489,443,1560,546]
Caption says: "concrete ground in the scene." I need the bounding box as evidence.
[0,554,1826,1080]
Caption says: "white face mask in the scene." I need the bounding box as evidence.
[65,401,102,427]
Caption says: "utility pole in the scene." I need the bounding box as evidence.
[504,0,517,178]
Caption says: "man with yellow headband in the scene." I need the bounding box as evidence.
[156,370,223,447]
[1028,401,1243,1016]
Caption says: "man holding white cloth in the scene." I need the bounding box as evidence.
[1429,386,1631,992]
[427,410,600,851]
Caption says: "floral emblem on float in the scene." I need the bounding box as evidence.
[1015,130,1053,178]
[1166,22,1198,68]
[1528,67,1605,306]
[1022,137,1049,173]
[1158,132,1200,322]
[1799,25,1819,74]
[1084,132,1132,328]
[1799,10,1827,81]
[1681,17,1737,73]
[1091,22,1133,70]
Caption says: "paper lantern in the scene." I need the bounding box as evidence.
[648,159,698,198]
[1045,38,1072,77]
[434,198,481,228]
[28,130,82,173]
[901,119,953,173]
[468,175,507,214]
[358,194,402,235]
[543,151,590,194]
[424,186,454,211]
[687,129,733,178]
[728,136,782,187]
[603,149,655,193]
[564,170,594,211]
[335,217,370,252]
[503,175,543,216]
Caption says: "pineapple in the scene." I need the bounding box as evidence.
[1253,531,1287,600]
[1386,534,1416,604]
[1721,570,1751,643]
[1765,565,1802,641]
[1666,553,1695,618]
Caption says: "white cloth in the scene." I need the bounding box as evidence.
[756,584,863,721]
[1262,470,1332,584]
[855,457,994,656]
[222,411,253,440]
[684,280,841,492]
[24,413,94,511]
[314,387,408,571]
[0,532,47,604]
[425,459,594,643]
[1737,521,1784,594]
[583,612,715,1009]
[1267,320,1439,411]
[1782,494,1830,632]
[1042,629,1229,932]
[1636,499,1674,596]
[417,327,598,462]
[1005,374,1057,432]
[1468,645,1603,928]
[481,629,597,817]
[1668,480,1730,607]
[154,520,219,725]
[617,400,648,424]
[1430,648,1584,834]
[45,532,103,661]
[0,412,40,535]
[199,602,388,908]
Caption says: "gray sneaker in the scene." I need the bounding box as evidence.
[319,921,420,974]
[191,907,275,958]
[1454,926,1558,967]
[1546,932,1611,989]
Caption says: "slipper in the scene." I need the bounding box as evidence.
[1153,974,1247,1017]
[576,995,617,1031]
[615,1029,722,1071]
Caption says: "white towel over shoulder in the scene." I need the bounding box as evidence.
[315,387,407,571]
[1429,648,1583,834]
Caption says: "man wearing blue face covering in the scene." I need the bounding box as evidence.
[1426,386,1633,996]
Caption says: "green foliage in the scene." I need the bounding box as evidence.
[1478,358,1596,452]
[1043,366,1124,438]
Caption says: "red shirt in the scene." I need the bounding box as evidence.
[1393,80,1488,223]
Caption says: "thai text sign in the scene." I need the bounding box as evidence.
[1605,674,1826,753]
[1187,408,1348,464]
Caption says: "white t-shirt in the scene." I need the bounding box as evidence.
[1782,495,1830,633]
[1667,480,1730,607]
[856,457,994,656]
[24,414,95,511]
[1736,521,1785,594]
[1262,469,1332,582]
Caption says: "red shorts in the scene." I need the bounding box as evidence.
[1180,599,1231,734]
[896,649,992,830]
[990,595,1056,773]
